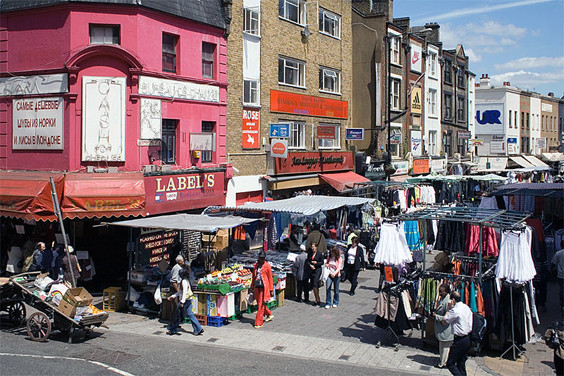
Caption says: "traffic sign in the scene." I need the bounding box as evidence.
[270,123,290,138]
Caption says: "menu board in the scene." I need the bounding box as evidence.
[137,230,179,267]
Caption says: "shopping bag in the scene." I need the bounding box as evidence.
[321,266,330,283]
[154,284,162,305]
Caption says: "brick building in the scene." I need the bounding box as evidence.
[540,94,560,152]
[226,0,356,201]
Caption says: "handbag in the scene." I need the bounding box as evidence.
[321,265,330,283]
[154,284,162,305]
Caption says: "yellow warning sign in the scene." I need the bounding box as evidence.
[411,87,422,114]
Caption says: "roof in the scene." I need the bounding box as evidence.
[221,195,373,216]
[0,0,227,30]
[107,214,259,233]
[493,183,564,199]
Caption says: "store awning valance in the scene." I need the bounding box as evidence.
[319,171,370,192]
[232,195,373,215]
[522,155,550,169]
[509,156,535,169]
[493,183,564,198]
[108,213,260,233]
[61,173,145,219]
[541,153,564,162]
[0,171,63,221]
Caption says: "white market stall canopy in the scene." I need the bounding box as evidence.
[522,155,550,168]
[107,214,261,233]
[219,195,373,215]
[541,153,564,162]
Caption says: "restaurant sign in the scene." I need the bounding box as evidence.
[274,151,354,175]
[270,90,348,119]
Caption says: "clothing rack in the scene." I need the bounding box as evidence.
[500,280,529,361]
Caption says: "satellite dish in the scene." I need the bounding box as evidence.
[301,26,311,38]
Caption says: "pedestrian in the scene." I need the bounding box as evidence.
[307,242,324,306]
[442,291,473,376]
[305,222,327,255]
[62,246,81,287]
[293,244,309,302]
[27,241,45,272]
[325,246,342,309]
[170,255,185,294]
[551,240,564,324]
[432,284,454,369]
[167,267,203,336]
[344,237,365,296]
[251,250,274,328]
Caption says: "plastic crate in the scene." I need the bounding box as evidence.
[245,304,258,314]
[102,287,126,312]
[266,300,278,310]
[276,290,285,307]
[185,314,208,326]
[207,316,227,327]
[228,312,242,321]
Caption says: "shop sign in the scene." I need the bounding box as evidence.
[389,131,402,145]
[317,125,336,139]
[346,128,364,140]
[242,109,260,149]
[392,160,409,175]
[469,139,483,146]
[1,73,68,96]
[410,43,422,73]
[270,123,290,138]
[458,131,471,139]
[412,158,430,175]
[12,97,64,150]
[274,151,353,175]
[536,138,546,148]
[82,76,126,161]
[411,130,422,157]
[488,157,507,171]
[139,75,219,103]
[144,171,225,215]
[410,87,422,114]
[542,103,553,112]
[475,103,504,135]
[430,158,447,173]
[190,133,215,151]
[270,89,348,119]
[271,139,288,159]
[137,230,179,267]
[140,98,162,139]
[490,141,505,153]
[507,140,518,154]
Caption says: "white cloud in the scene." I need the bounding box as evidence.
[440,21,527,51]
[495,56,564,70]
[465,49,482,63]
[414,0,552,23]
[490,70,564,89]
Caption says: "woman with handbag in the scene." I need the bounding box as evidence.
[307,242,324,306]
[167,266,203,336]
[344,237,365,296]
[325,246,342,309]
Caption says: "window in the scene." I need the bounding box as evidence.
[428,89,437,116]
[390,35,400,65]
[288,121,305,148]
[429,52,438,76]
[319,8,341,38]
[244,7,260,35]
[318,124,340,149]
[508,111,512,128]
[526,113,530,129]
[243,79,259,105]
[444,93,452,120]
[521,112,525,129]
[390,78,400,110]
[457,96,465,122]
[457,65,465,88]
[429,130,438,155]
[319,67,340,94]
[514,111,517,128]
[278,56,305,87]
[202,43,215,79]
[444,59,452,84]
[201,121,215,163]
[89,25,120,45]
[279,0,306,25]
[162,33,178,73]
[161,120,177,164]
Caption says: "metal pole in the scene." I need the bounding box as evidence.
[50,177,76,288]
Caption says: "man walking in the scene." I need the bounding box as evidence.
[441,291,473,376]
[552,240,564,326]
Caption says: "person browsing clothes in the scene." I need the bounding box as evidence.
[441,291,473,376]
[293,244,309,303]
[251,251,274,328]
[432,284,454,369]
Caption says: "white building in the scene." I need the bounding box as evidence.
[475,75,521,156]
[424,43,441,156]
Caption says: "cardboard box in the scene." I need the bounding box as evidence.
[207,294,217,316]
[58,300,76,318]
[239,289,249,311]
[197,293,207,316]
[64,287,93,307]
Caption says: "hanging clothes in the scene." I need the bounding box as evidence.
[373,222,413,266]
[465,224,499,257]
[495,227,536,283]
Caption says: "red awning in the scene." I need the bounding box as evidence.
[61,173,145,219]
[0,172,64,221]
[319,171,370,192]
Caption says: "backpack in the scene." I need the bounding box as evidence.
[471,312,487,344]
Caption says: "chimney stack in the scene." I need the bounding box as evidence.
[480,74,491,88]
[503,82,510,86]
[548,92,554,97]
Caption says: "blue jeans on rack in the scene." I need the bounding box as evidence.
[326,275,340,306]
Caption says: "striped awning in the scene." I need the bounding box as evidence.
[233,195,373,215]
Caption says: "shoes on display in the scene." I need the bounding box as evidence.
[265,315,274,322]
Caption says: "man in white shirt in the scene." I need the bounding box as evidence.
[170,255,185,294]
[442,291,473,376]
[552,240,564,322]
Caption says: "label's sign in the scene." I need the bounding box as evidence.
[317,125,336,139]
[270,123,290,138]
[270,90,348,119]
[458,131,471,139]
[242,109,260,149]
[137,230,179,267]
[139,75,219,103]
[271,139,288,159]
[410,43,422,73]
[410,87,422,114]
[346,128,364,140]
[412,159,430,175]
[411,130,422,157]
[12,97,64,150]
[274,151,353,175]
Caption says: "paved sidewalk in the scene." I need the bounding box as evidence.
[101,267,491,376]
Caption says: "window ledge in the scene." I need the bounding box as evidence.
[243,32,261,39]
[390,63,403,68]
[318,147,341,150]
[288,147,307,150]
[279,82,306,90]
[243,103,261,108]
[319,89,341,96]
[278,16,305,28]
[319,31,341,40]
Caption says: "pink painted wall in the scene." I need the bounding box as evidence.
[1,4,227,172]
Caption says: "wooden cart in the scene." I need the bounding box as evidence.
[4,272,108,343]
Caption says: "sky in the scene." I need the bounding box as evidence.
[393,0,564,97]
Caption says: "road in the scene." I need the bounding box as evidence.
[0,326,419,376]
